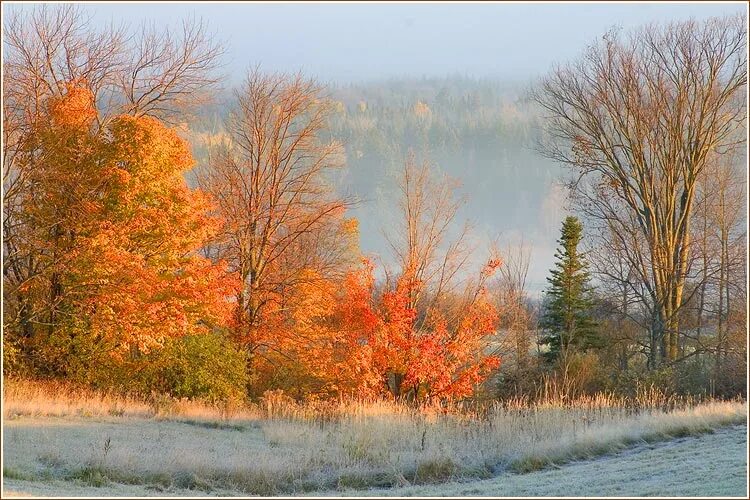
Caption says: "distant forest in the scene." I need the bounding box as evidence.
[188,77,562,293]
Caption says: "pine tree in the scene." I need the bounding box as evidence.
[539,216,599,363]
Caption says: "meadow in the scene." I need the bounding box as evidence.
[3,380,747,497]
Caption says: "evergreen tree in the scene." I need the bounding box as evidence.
[539,216,599,363]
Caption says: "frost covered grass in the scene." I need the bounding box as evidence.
[311,424,748,497]
[2,380,747,495]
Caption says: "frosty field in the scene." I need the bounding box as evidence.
[2,383,747,497]
[3,420,747,498]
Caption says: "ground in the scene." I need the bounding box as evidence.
[3,423,747,497]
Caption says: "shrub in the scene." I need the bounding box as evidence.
[149,333,248,405]
[414,457,457,483]
[82,332,248,405]
[2,337,24,377]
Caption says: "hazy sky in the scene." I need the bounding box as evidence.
[9,2,745,83]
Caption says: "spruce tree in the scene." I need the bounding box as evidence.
[539,216,599,363]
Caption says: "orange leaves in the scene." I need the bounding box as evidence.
[482,257,503,278]
[291,269,338,326]
[110,114,194,177]
[19,81,499,401]
[460,289,499,338]
[337,259,380,335]
[22,81,235,357]
[301,258,502,402]
[86,114,232,351]
[47,81,96,130]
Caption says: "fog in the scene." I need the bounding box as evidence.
[68,2,747,83]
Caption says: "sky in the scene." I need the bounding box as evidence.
[7,2,745,83]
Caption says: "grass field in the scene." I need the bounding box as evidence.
[314,424,748,497]
[2,380,748,497]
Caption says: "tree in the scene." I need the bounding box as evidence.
[533,14,747,364]
[272,258,382,399]
[588,230,650,371]
[539,216,599,364]
[494,241,533,371]
[373,154,501,402]
[271,154,502,403]
[490,240,538,396]
[3,4,224,367]
[384,152,471,311]
[5,82,233,375]
[197,69,354,372]
[687,153,746,386]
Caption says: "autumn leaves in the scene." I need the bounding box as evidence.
[194,72,502,401]
[12,83,233,369]
[7,72,502,403]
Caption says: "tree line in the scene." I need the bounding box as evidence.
[2,5,747,404]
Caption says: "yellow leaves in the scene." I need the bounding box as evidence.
[340,217,361,256]
[342,217,359,236]
[20,80,234,356]
[111,167,132,184]
[290,269,337,328]
[80,200,101,215]
[109,115,195,182]
[332,100,346,114]
[414,100,432,118]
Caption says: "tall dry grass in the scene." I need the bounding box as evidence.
[2,378,257,421]
[2,379,747,495]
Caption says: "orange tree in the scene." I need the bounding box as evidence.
[290,257,502,403]
[10,82,235,377]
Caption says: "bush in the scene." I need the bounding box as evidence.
[711,355,746,399]
[414,457,457,483]
[149,333,248,404]
[673,359,712,396]
[562,351,608,395]
[606,366,676,398]
[603,357,747,400]
[81,332,248,405]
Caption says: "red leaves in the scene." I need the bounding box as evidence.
[21,81,500,400]
[338,259,380,336]
[482,257,503,277]
[314,259,502,402]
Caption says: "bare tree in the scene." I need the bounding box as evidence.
[693,156,746,374]
[384,152,472,314]
[492,240,533,370]
[3,5,222,157]
[532,14,747,364]
[589,232,653,370]
[197,69,352,354]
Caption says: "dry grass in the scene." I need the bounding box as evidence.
[2,379,747,495]
[2,379,258,422]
